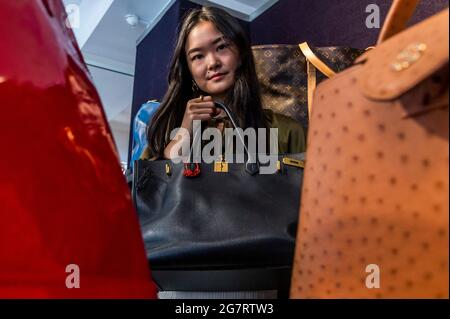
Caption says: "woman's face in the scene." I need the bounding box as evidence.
[185,21,240,101]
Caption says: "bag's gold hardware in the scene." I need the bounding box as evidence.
[277,160,281,171]
[165,163,171,176]
[214,160,229,173]
[391,42,427,71]
[282,157,305,168]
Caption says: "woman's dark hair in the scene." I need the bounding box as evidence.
[146,6,268,159]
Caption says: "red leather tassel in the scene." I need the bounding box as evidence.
[183,163,201,177]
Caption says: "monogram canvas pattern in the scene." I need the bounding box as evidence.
[252,45,363,131]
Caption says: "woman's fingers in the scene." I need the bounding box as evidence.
[189,100,215,108]
[192,95,212,103]
[197,95,213,102]
[185,96,217,121]
[188,97,216,114]
[212,108,225,118]
[191,107,216,114]
[191,103,215,110]
[190,114,213,121]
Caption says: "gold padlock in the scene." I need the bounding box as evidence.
[214,160,229,173]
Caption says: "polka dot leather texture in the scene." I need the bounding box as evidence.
[290,10,448,299]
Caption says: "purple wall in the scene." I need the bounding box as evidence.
[251,0,449,48]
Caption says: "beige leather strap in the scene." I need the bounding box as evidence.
[299,42,336,78]
[306,61,316,118]
[377,0,420,44]
[299,42,336,117]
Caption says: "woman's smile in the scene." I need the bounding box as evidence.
[208,72,227,81]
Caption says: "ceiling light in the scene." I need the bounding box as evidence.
[125,14,140,28]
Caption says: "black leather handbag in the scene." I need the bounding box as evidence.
[132,103,304,293]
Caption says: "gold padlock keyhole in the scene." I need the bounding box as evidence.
[214,160,229,173]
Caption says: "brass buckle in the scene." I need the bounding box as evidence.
[282,157,305,168]
[165,163,171,176]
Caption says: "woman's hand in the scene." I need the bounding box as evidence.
[163,95,220,159]
[180,95,220,134]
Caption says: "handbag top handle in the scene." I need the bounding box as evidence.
[186,102,260,175]
[377,0,420,44]
[214,102,260,175]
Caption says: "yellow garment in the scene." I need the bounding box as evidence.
[141,109,306,160]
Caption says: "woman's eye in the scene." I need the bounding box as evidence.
[192,54,203,61]
[217,43,229,51]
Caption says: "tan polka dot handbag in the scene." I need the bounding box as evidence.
[290,0,449,298]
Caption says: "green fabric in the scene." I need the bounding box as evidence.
[141,109,306,160]
[263,109,306,154]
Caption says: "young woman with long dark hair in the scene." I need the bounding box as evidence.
[143,6,305,160]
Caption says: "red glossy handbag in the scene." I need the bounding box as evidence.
[0,0,157,298]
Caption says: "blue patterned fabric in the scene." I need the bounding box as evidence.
[130,101,160,169]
